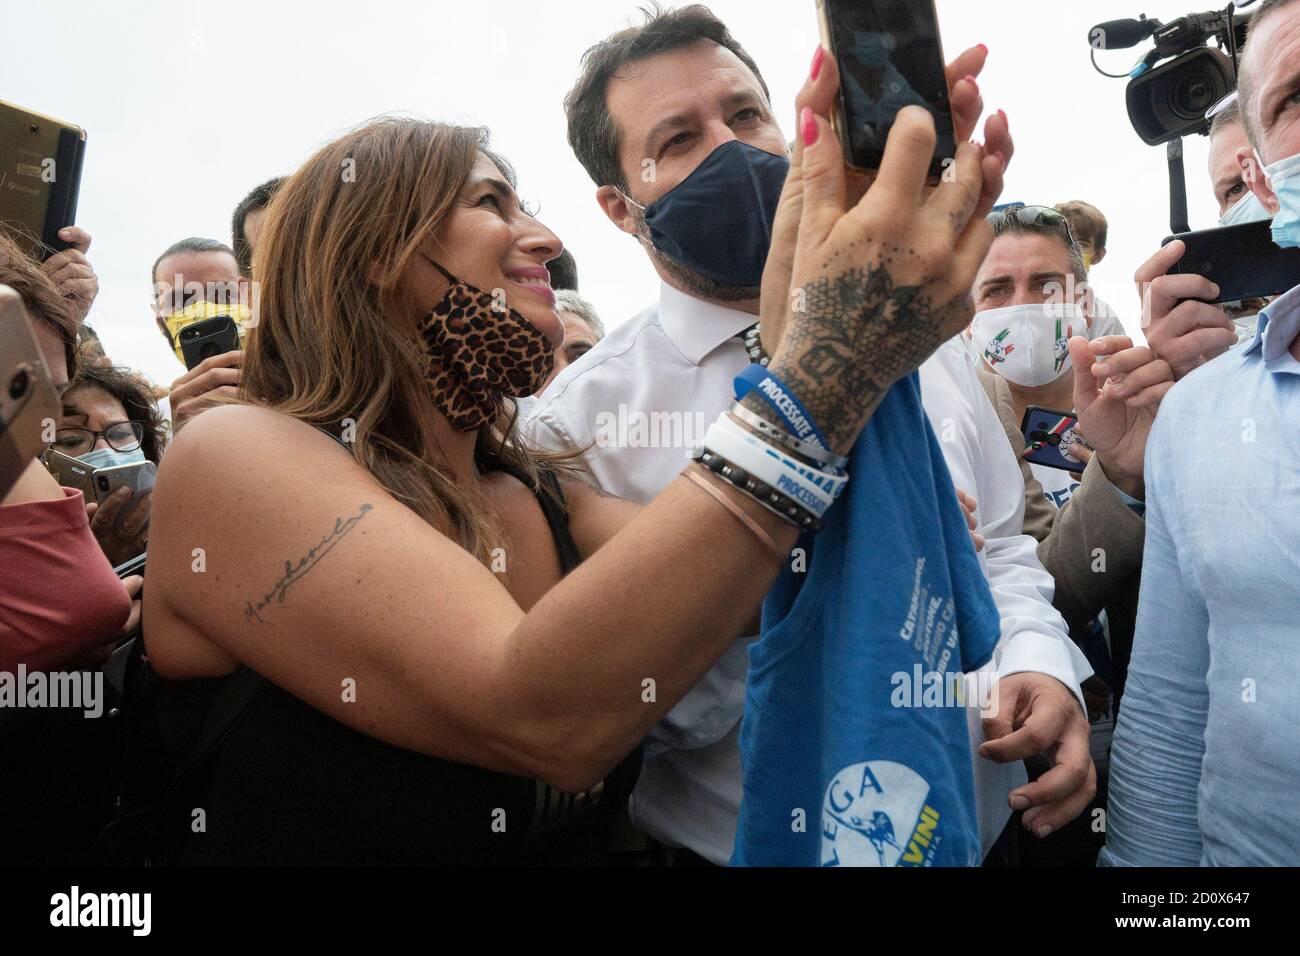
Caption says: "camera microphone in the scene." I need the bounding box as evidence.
[1089,16,1161,50]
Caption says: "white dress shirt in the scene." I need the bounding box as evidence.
[524,280,1091,864]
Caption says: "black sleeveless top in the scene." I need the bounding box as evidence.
[150,449,642,865]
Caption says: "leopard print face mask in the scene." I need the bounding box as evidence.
[419,256,555,431]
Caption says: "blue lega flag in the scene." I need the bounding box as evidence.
[731,372,1001,867]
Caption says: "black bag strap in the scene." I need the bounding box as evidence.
[167,667,268,793]
[93,662,268,864]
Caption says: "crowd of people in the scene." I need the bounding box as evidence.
[1,0,1296,867]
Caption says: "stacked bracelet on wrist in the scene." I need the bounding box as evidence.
[693,447,824,533]
[733,364,834,456]
[730,403,849,473]
[691,410,852,533]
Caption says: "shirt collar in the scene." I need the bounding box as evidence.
[657,281,758,366]
[1245,282,1300,373]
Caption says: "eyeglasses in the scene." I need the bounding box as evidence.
[987,203,1078,249]
[52,421,145,457]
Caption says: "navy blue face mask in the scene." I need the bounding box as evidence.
[625,140,790,289]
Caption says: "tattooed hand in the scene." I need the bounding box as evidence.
[750,95,1005,454]
[760,44,1012,362]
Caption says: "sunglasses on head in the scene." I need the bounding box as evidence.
[987,203,1078,249]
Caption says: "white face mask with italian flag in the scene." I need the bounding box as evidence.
[970,302,1083,387]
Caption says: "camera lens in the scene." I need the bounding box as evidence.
[1170,70,1215,120]
[8,367,29,400]
[97,476,109,491]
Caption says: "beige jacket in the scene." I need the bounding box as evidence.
[976,366,1145,699]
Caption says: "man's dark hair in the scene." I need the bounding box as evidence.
[151,236,237,287]
[548,248,579,291]
[992,214,1088,285]
[565,3,771,191]
[231,176,286,276]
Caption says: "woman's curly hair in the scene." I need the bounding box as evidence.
[64,355,170,464]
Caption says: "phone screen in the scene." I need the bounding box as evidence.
[1021,407,1083,472]
[824,0,955,176]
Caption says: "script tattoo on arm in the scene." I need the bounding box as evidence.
[243,503,374,624]
[745,246,972,453]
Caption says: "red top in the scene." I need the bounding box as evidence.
[0,488,131,671]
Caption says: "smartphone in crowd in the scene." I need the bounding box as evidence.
[0,286,61,500]
[43,447,95,494]
[92,460,157,529]
[0,98,87,261]
[180,315,241,371]
[1163,219,1300,304]
[1020,406,1084,472]
[816,0,956,180]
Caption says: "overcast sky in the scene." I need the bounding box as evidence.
[4,0,1247,390]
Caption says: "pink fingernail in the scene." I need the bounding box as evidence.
[977,43,989,55]
[811,45,825,81]
[801,107,818,146]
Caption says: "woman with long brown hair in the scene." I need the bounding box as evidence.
[137,89,999,860]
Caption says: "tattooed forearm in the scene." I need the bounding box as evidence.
[755,247,972,452]
[243,503,374,624]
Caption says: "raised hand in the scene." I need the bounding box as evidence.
[1136,240,1236,379]
[40,226,99,323]
[753,90,1002,453]
[761,43,1012,357]
[169,350,243,431]
[1068,334,1175,498]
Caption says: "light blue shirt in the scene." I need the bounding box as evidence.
[1101,283,1300,867]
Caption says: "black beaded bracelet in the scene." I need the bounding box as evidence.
[693,448,823,533]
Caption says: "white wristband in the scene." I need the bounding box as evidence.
[701,415,848,518]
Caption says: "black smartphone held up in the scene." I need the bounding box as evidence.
[1020,406,1085,472]
[817,0,956,179]
[1163,219,1300,304]
[179,315,240,371]
[0,99,87,262]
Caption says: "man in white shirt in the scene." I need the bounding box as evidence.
[526,6,1093,864]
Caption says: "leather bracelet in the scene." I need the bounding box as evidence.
[683,468,788,560]
[702,416,845,518]
[730,403,850,472]
[693,448,823,532]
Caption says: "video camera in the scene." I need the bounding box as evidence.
[1089,7,1249,145]
[1088,4,1257,232]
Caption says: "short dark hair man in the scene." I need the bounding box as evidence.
[150,236,246,430]
[547,248,580,291]
[527,4,1092,866]
[231,176,285,277]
